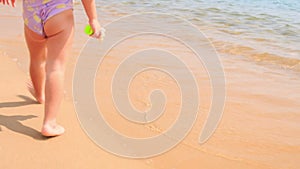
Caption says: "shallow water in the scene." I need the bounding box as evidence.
[1,0,299,70]
[85,0,300,69]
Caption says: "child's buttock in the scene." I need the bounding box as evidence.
[23,0,73,36]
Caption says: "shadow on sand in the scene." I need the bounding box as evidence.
[0,95,38,108]
[0,95,47,140]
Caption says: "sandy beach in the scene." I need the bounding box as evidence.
[1,1,300,169]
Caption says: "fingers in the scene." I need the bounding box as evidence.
[90,25,100,38]
[89,19,105,40]
[91,29,101,39]
[90,22,101,38]
[91,28,105,40]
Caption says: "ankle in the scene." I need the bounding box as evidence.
[43,119,57,127]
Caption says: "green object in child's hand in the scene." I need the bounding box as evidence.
[84,25,93,35]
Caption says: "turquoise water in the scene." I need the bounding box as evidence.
[2,0,299,69]
[83,0,300,68]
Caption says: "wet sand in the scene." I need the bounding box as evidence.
[1,3,300,169]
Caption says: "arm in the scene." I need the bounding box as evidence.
[0,0,15,7]
[81,0,102,38]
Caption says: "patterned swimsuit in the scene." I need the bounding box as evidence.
[23,0,73,37]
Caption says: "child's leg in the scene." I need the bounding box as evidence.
[24,27,47,104]
[41,9,74,136]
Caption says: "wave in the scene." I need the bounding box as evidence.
[212,40,300,72]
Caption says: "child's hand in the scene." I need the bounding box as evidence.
[0,0,15,7]
[89,19,103,39]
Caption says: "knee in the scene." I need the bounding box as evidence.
[46,60,66,73]
[31,60,46,68]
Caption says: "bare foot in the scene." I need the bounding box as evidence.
[41,123,65,137]
[27,81,45,104]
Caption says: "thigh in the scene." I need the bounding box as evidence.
[44,9,74,63]
[24,25,47,61]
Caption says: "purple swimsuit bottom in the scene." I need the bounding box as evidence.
[23,0,73,37]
